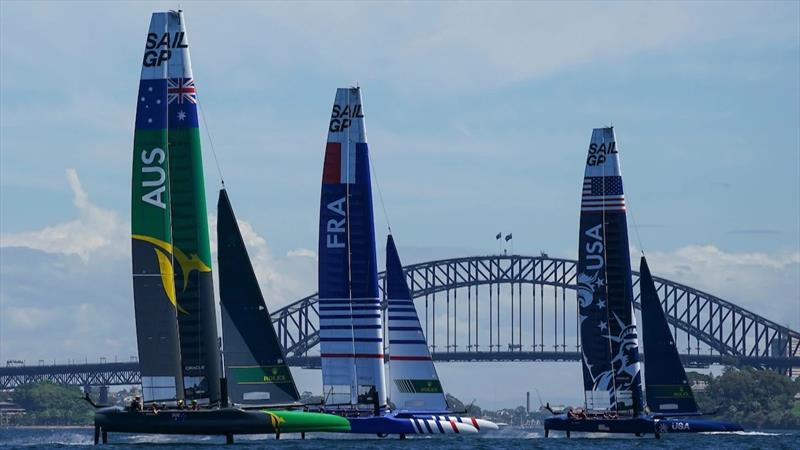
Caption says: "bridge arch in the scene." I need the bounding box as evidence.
[272,255,800,371]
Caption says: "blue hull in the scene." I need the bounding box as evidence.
[544,414,743,436]
[346,415,416,435]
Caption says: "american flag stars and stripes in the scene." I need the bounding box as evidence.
[581,176,626,212]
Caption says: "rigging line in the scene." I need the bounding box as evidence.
[197,99,225,187]
[369,155,392,234]
[344,88,358,407]
[599,131,619,414]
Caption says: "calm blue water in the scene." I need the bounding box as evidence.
[1,427,798,449]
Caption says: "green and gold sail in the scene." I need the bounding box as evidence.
[131,10,220,403]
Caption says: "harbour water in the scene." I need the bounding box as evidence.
[1,427,798,449]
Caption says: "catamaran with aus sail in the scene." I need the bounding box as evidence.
[543,127,742,438]
[91,10,349,443]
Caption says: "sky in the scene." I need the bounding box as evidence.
[1,1,799,408]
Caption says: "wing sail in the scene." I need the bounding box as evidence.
[161,11,222,403]
[576,127,643,415]
[317,87,386,410]
[131,11,184,403]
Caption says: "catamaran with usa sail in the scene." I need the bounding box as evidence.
[543,127,743,438]
[91,10,348,444]
[316,87,477,436]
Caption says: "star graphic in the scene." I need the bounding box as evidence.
[177,110,187,121]
[595,278,605,288]
[598,321,608,331]
[597,299,606,309]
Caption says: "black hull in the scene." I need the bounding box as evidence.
[544,414,743,437]
[95,406,273,435]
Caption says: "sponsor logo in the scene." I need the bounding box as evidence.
[586,141,617,166]
[329,103,363,133]
[143,32,188,67]
[671,421,690,431]
[326,197,346,248]
[264,411,286,429]
[132,234,211,313]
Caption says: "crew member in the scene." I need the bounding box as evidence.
[131,395,143,412]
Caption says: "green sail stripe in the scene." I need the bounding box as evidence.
[131,129,171,242]
[166,127,211,267]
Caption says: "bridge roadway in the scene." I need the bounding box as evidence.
[3,351,798,389]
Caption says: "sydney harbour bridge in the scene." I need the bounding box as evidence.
[2,254,799,390]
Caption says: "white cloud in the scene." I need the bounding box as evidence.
[636,245,800,329]
[287,248,317,260]
[0,169,126,261]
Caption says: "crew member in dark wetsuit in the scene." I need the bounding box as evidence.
[131,395,143,412]
[368,386,380,416]
[191,399,198,411]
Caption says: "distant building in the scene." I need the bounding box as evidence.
[0,401,26,426]
[691,380,708,393]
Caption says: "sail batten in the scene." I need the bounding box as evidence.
[218,189,300,406]
[318,87,386,410]
[576,127,643,415]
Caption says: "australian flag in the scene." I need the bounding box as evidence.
[135,79,167,130]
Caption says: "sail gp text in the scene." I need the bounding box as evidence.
[326,197,346,248]
[586,141,617,166]
[329,104,364,132]
[142,32,188,67]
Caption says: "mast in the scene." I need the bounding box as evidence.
[318,87,386,411]
[639,256,699,414]
[130,11,184,403]
[386,235,447,411]
[218,189,300,405]
[141,10,221,403]
[576,127,643,415]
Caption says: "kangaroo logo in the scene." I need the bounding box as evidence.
[133,234,211,314]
